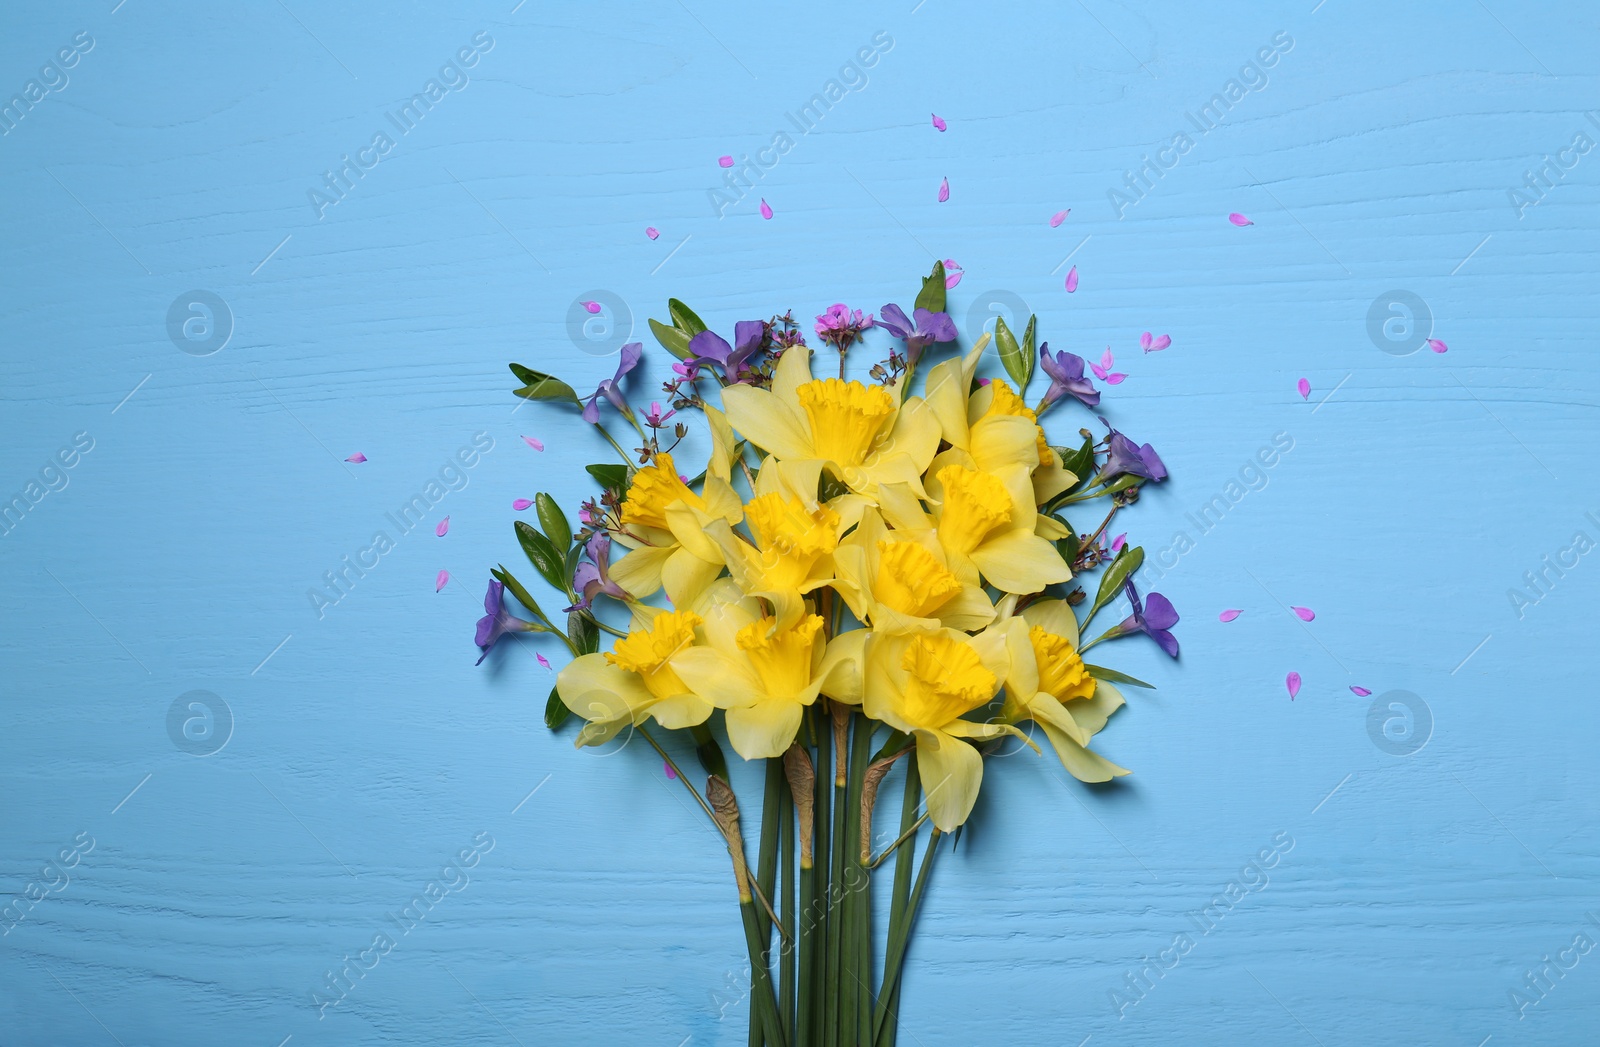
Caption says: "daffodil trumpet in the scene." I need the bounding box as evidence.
[488,264,1179,1045]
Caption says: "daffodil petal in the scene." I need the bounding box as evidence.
[770,341,814,405]
[1067,681,1126,736]
[1021,599,1081,646]
[969,414,1042,474]
[661,546,724,608]
[726,698,807,760]
[672,647,764,709]
[875,481,931,532]
[704,403,736,482]
[971,530,1072,594]
[916,729,984,831]
[819,628,869,704]
[1025,690,1092,747]
[1038,718,1130,782]
[648,691,716,730]
[722,384,812,461]
[936,585,998,631]
[607,544,673,599]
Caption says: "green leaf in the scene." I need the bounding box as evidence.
[491,565,548,625]
[691,724,730,782]
[509,363,579,403]
[1055,517,1080,564]
[535,493,572,551]
[585,463,629,490]
[1091,546,1146,620]
[561,541,585,595]
[994,315,1029,391]
[515,520,568,593]
[667,298,709,336]
[1019,314,1038,389]
[1058,434,1096,481]
[649,318,693,360]
[1084,663,1154,689]
[869,730,914,764]
[914,260,946,314]
[567,609,599,655]
[545,686,570,730]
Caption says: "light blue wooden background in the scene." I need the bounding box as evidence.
[2,1,1596,1044]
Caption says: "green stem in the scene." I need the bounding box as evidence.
[850,716,874,1047]
[874,757,920,1047]
[592,422,634,464]
[779,768,796,1046]
[753,761,783,1036]
[873,827,942,1044]
[812,711,832,1047]
[866,812,929,869]
[737,898,788,1047]
[825,711,847,1047]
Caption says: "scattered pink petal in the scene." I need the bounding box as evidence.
[1229,212,1253,226]
[975,377,991,386]
[1286,672,1302,700]
[1350,686,1372,697]
[536,653,552,671]
[663,759,677,780]
[522,435,545,451]
[581,300,601,314]
[759,198,773,220]
[943,259,963,289]
[1109,533,1127,553]
[718,155,734,168]
[937,177,949,203]
[1291,606,1315,622]
[1427,338,1448,353]
[344,452,367,463]
[435,516,450,537]
[435,570,449,593]
[645,226,659,240]
[1297,378,1311,400]
[1089,347,1126,384]
[513,498,534,511]
[1064,266,1078,293]
[931,113,946,132]
[1140,332,1171,353]
[1050,209,1070,227]
[1105,372,1126,385]
[1219,609,1243,622]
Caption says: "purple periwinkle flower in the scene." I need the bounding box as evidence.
[581,342,643,424]
[1039,342,1101,409]
[565,532,631,612]
[1098,419,1167,482]
[1116,580,1179,658]
[475,579,538,664]
[689,321,764,378]
[877,304,957,366]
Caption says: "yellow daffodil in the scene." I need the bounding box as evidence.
[705,456,843,623]
[874,465,1071,597]
[720,346,940,521]
[998,598,1129,782]
[862,628,1020,831]
[607,450,742,607]
[830,506,995,634]
[922,338,1078,510]
[557,605,713,748]
[670,596,842,759]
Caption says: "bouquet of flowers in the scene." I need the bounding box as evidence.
[477,262,1178,1045]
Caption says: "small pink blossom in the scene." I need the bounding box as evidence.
[645,226,659,240]
[1291,606,1315,622]
[436,517,450,537]
[718,155,734,168]
[581,300,601,314]
[513,498,533,511]
[1297,378,1311,400]
[1229,212,1253,226]
[931,113,946,131]
[1064,266,1079,293]
[522,436,545,451]
[1427,338,1448,353]
[435,570,449,592]
[1350,686,1372,697]
[1219,609,1243,622]
[1286,672,1302,700]
[1050,209,1069,227]
[344,452,367,463]
[536,653,552,671]
[937,177,949,203]
[1089,348,1126,385]
[1140,332,1171,353]
[759,199,773,219]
